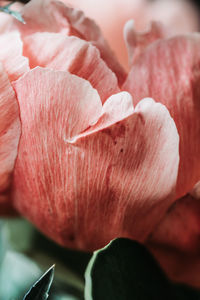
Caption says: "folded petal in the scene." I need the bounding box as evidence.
[18,0,126,85]
[0,32,29,81]
[13,67,179,251]
[23,32,119,103]
[0,63,21,197]
[123,34,200,198]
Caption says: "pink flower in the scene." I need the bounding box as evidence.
[61,0,199,69]
[0,0,200,286]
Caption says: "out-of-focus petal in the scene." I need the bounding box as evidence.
[13,67,179,251]
[61,0,200,69]
[148,241,200,288]
[123,34,200,198]
[124,20,167,66]
[147,193,200,286]
[23,33,119,103]
[17,0,126,85]
[0,32,29,81]
[0,193,17,216]
[190,181,200,199]
[148,195,200,254]
[0,63,21,193]
[0,1,24,33]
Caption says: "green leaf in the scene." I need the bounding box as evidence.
[0,218,84,299]
[0,250,41,299]
[85,238,200,300]
[23,265,55,300]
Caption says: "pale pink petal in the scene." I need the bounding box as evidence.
[123,34,200,198]
[61,4,127,85]
[13,67,179,251]
[23,33,119,103]
[0,32,29,81]
[18,0,126,85]
[0,63,21,193]
[62,0,199,69]
[124,20,167,66]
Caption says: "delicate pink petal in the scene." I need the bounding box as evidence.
[62,0,200,69]
[13,67,179,251]
[18,0,126,85]
[0,32,29,81]
[124,20,167,66]
[23,33,119,103]
[62,4,127,85]
[123,34,200,198]
[0,63,21,193]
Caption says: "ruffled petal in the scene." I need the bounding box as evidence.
[123,34,200,198]
[17,0,126,85]
[23,32,119,103]
[0,63,21,206]
[13,67,179,251]
[0,32,29,81]
[124,20,167,66]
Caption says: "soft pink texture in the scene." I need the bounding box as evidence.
[123,34,200,199]
[0,25,29,213]
[16,0,126,85]
[0,64,20,214]
[62,0,200,69]
[13,67,179,250]
[23,32,120,103]
[0,0,199,285]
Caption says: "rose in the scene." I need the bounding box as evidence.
[0,0,200,285]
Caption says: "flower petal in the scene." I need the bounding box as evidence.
[148,194,200,287]
[124,20,166,66]
[0,32,29,81]
[23,32,119,103]
[13,67,179,251]
[149,246,200,288]
[149,195,200,254]
[0,63,21,193]
[18,0,126,85]
[123,34,200,198]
